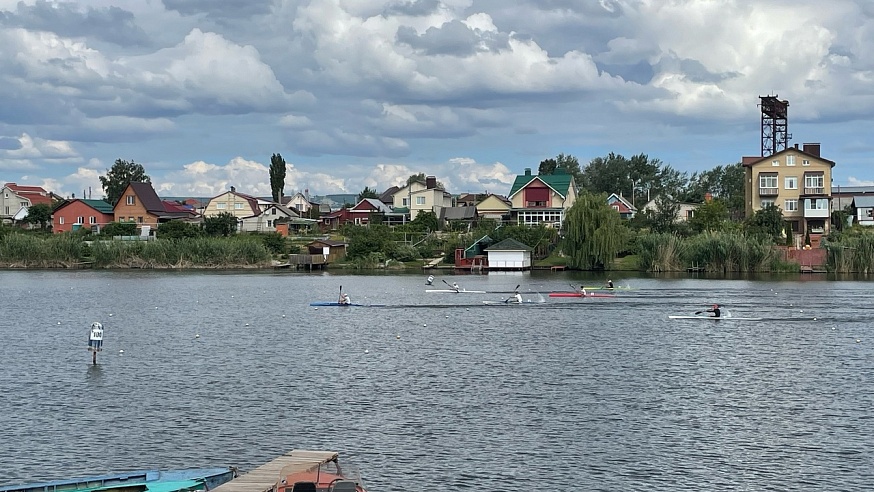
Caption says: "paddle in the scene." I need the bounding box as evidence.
[339,285,343,303]
[442,279,459,292]
[504,284,522,303]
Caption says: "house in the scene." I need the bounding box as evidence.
[475,194,512,222]
[309,194,359,212]
[638,197,700,222]
[832,185,874,212]
[439,206,478,230]
[113,182,195,230]
[321,208,351,231]
[484,238,533,270]
[1,183,54,224]
[390,176,452,220]
[743,142,835,238]
[454,235,492,269]
[282,191,321,216]
[851,196,874,226]
[240,203,301,233]
[347,198,392,226]
[606,193,637,219]
[306,239,347,262]
[507,167,577,227]
[53,199,115,233]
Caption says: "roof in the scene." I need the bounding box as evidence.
[833,185,874,195]
[3,182,53,206]
[351,198,391,213]
[508,168,574,199]
[485,238,533,252]
[54,199,115,215]
[126,183,196,218]
[379,186,400,203]
[307,239,347,247]
[852,196,874,208]
[741,147,836,167]
[440,206,477,220]
[607,193,636,212]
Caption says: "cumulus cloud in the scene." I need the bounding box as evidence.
[161,0,273,20]
[0,134,80,170]
[0,0,150,46]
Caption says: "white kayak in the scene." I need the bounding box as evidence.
[482,300,537,305]
[668,315,762,321]
[426,289,487,293]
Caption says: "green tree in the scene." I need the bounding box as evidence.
[406,173,444,189]
[647,194,682,234]
[157,220,204,239]
[269,153,286,203]
[538,153,583,189]
[745,203,784,242]
[203,212,239,236]
[101,221,137,237]
[684,163,745,220]
[579,153,686,207]
[357,186,380,201]
[563,192,628,270]
[689,199,729,233]
[409,210,439,232]
[23,203,53,229]
[99,159,150,205]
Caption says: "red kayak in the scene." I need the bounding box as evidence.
[548,292,615,298]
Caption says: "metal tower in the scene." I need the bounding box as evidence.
[759,95,790,156]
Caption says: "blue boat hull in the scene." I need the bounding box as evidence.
[0,468,237,492]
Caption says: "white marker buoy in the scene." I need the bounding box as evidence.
[119,349,124,354]
[365,349,369,354]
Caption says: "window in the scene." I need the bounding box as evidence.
[784,199,798,212]
[402,198,408,207]
[786,155,796,166]
[4,206,8,214]
[234,203,243,209]
[271,208,277,215]
[20,201,28,207]
[416,196,426,205]
[217,203,226,209]
[89,216,96,224]
[686,210,695,219]
[759,175,777,188]
[760,199,775,208]
[59,217,65,224]
[76,216,84,224]
[785,176,798,189]
[802,159,810,166]
[771,159,779,166]
[805,174,824,188]
[126,195,135,205]
[805,199,828,210]
[137,217,143,223]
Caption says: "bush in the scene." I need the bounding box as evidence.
[101,222,138,237]
[157,220,203,240]
[257,232,287,254]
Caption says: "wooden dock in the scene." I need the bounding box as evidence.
[212,450,337,492]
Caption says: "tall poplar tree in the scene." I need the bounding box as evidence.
[269,153,287,203]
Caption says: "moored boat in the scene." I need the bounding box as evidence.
[273,450,366,492]
[0,468,237,492]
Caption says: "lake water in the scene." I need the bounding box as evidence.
[0,270,872,491]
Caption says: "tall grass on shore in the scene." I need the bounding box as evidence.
[0,234,85,267]
[636,231,778,272]
[635,233,686,272]
[825,232,874,273]
[89,237,272,268]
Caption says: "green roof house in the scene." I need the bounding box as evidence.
[508,167,577,228]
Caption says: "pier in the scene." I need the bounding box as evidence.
[212,450,339,492]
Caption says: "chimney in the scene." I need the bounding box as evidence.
[802,143,820,157]
[794,143,799,149]
[524,168,531,176]
[230,186,236,193]
[426,175,437,189]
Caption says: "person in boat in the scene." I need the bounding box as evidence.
[339,293,351,305]
[705,304,721,318]
[452,282,460,292]
[579,285,587,297]
[506,288,523,304]
[426,275,434,285]
[606,279,614,289]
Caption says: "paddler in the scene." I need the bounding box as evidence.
[606,279,614,289]
[426,275,434,285]
[452,282,461,293]
[339,292,351,305]
[705,304,721,318]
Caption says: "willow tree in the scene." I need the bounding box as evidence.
[563,192,628,270]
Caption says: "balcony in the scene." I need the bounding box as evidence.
[804,208,829,218]
[803,187,825,195]
[758,187,778,196]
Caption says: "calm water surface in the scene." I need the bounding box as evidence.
[0,270,872,491]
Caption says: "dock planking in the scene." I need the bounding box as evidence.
[212,450,338,492]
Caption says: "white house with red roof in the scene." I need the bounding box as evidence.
[1,182,54,224]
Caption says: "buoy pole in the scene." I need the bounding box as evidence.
[88,322,104,365]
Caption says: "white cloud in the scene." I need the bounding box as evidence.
[847,176,874,186]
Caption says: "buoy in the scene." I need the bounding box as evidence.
[396,334,400,339]
[109,313,113,317]
[195,334,200,339]
[857,339,861,343]
[282,314,286,318]
[364,349,369,354]
[314,307,318,310]
[245,323,249,326]
[445,315,449,318]
[813,317,817,321]
[119,349,124,354]
[423,323,427,327]
[57,322,61,325]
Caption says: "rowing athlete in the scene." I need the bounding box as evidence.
[505,288,523,304]
[452,282,461,293]
[606,279,614,289]
[426,275,434,285]
[704,304,721,318]
[578,285,587,297]
[339,293,351,305]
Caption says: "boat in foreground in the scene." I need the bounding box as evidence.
[548,292,615,298]
[0,468,237,492]
[308,302,384,307]
[482,300,540,305]
[668,315,763,321]
[273,450,366,492]
[425,289,486,293]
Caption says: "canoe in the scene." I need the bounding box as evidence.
[0,468,237,492]
[548,292,615,298]
[583,286,634,290]
[309,302,385,307]
[482,300,537,305]
[425,289,486,293]
[274,450,367,492]
[668,315,762,321]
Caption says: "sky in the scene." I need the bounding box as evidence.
[1,0,873,201]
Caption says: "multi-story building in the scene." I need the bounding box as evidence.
[742,143,834,238]
[507,167,577,227]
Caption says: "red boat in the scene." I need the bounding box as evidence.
[273,450,367,492]
[548,291,615,298]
